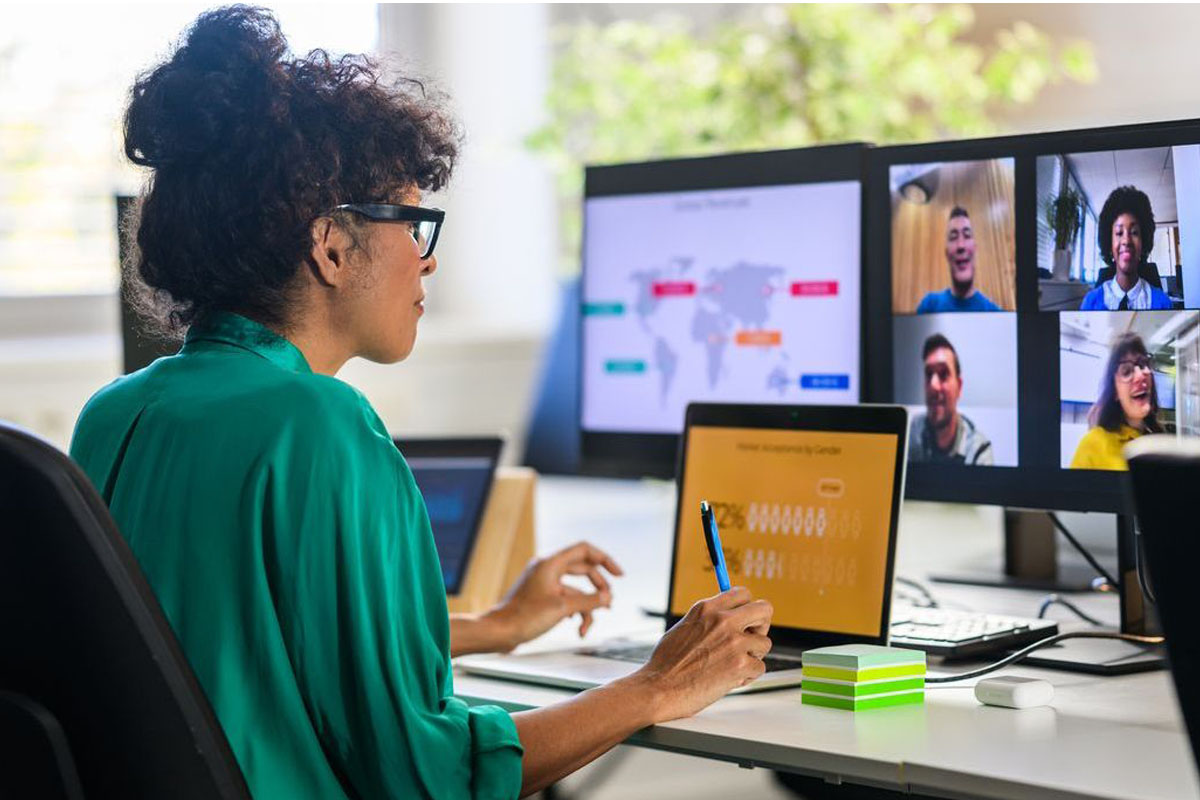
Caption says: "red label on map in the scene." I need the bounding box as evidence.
[791,281,839,297]
[652,281,697,297]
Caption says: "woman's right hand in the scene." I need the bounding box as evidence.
[633,586,774,723]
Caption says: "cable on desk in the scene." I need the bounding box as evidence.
[924,631,1165,683]
[895,576,939,608]
[1036,594,1105,626]
[893,590,928,608]
[1047,512,1119,589]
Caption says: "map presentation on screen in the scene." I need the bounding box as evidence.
[582,181,861,433]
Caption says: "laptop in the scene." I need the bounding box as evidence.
[457,402,909,693]
[393,436,504,595]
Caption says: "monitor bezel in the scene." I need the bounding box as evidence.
[664,402,909,652]
[864,116,1200,514]
[579,143,870,479]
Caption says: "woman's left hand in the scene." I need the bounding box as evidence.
[488,541,624,650]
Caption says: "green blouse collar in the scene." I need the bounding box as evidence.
[184,312,313,375]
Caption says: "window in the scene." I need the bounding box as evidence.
[0,5,377,296]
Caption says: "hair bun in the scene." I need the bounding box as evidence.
[124,5,288,168]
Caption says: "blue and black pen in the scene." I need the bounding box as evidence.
[699,500,731,592]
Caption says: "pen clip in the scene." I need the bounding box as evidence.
[700,501,720,566]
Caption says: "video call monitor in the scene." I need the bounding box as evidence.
[865,118,1200,513]
[580,144,867,477]
[666,403,908,650]
[393,437,504,594]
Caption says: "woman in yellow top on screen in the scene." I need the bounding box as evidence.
[1070,333,1162,470]
[1079,187,1172,311]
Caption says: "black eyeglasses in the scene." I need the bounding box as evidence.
[333,203,445,260]
[1116,356,1153,382]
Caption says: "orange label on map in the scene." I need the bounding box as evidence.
[670,427,898,636]
[734,330,782,347]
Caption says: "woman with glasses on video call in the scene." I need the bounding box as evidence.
[69,7,773,800]
[1069,333,1163,470]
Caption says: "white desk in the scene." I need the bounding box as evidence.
[453,476,1200,800]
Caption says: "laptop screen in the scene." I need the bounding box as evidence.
[394,437,503,595]
[669,424,901,638]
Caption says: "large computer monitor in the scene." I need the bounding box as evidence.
[580,145,867,476]
[865,118,1200,516]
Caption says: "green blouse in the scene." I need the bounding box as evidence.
[70,313,523,800]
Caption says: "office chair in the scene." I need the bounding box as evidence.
[0,421,250,799]
[1127,436,1200,769]
[1095,261,1163,289]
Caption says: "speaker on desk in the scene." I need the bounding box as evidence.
[1127,436,1200,768]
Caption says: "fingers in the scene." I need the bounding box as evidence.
[573,609,588,642]
[559,586,600,637]
[557,562,613,603]
[727,598,774,635]
[552,541,625,577]
[745,633,773,660]
[561,584,609,620]
[704,585,752,611]
[584,566,612,605]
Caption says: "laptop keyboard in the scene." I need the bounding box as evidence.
[586,643,802,674]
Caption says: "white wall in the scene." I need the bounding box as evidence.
[377,4,557,331]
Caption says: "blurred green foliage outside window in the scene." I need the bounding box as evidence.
[527,4,1097,274]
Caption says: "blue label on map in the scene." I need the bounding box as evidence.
[800,374,850,390]
[605,359,647,374]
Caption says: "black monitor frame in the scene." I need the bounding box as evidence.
[865,117,1200,514]
[579,144,869,478]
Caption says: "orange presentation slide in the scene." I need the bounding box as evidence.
[670,426,899,636]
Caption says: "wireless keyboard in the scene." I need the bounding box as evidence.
[890,608,1058,658]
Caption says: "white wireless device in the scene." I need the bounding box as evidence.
[974,676,1055,709]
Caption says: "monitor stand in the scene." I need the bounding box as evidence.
[929,508,1098,592]
[934,511,1166,675]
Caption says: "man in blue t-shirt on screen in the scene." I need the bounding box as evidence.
[915,206,1001,313]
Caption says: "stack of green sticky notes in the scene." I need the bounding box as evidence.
[801,644,926,711]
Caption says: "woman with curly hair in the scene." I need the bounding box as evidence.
[1080,185,1172,311]
[70,7,772,799]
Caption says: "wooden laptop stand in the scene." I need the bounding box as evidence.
[446,467,536,614]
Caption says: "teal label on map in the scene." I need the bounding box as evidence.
[605,359,646,374]
[583,302,625,316]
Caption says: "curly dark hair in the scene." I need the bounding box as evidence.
[1097,185,1155,269]
[1088,333,1162,433]
[122,5,460,338]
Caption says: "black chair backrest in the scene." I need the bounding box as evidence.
[0,421,249,799]
[1127,436,1200,769]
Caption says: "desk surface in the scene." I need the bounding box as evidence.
[453,476,1200,800]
